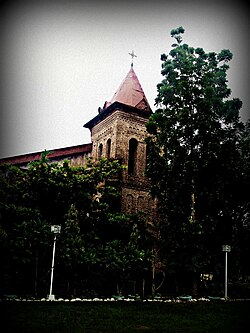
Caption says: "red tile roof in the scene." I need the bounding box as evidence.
[0,143,92,166]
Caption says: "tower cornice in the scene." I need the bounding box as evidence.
[83,101,152,130]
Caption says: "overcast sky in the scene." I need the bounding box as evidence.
[0,0,249,158]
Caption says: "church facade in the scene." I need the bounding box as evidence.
[0,65,156,219]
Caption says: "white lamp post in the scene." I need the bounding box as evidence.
[222,245,231,300]
[48,225,61,301]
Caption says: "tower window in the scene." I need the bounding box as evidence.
[126,194,134,213]
[128,138,138,175]
[98,143,103,159]
[106,139,111,159]
[138,196,144,212]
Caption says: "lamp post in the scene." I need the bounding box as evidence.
[48,225,61,301]
[222,245,231,300]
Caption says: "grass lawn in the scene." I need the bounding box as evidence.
[0,301,249,333]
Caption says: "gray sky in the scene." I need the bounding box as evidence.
[0,0,249,158]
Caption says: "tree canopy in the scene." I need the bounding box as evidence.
[146,27,250,295]
[0,155,151,297]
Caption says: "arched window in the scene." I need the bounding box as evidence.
[128,138,138,175]
[98,143,103,159]
[137,196,144,212]
[126,194,134,213]
[148,198,153,211]
[106,139,111,159]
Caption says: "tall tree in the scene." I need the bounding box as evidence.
[146,27,249,296]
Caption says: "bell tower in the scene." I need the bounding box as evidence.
[84,65,156,217]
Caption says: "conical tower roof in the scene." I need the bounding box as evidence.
[84,66,152,129]
[104,66,151,112]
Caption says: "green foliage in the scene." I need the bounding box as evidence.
[0,157,151,297]
[146,27,250,295]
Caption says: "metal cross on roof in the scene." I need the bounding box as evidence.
[129,50,137,67]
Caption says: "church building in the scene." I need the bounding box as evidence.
[0,64,156,219]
